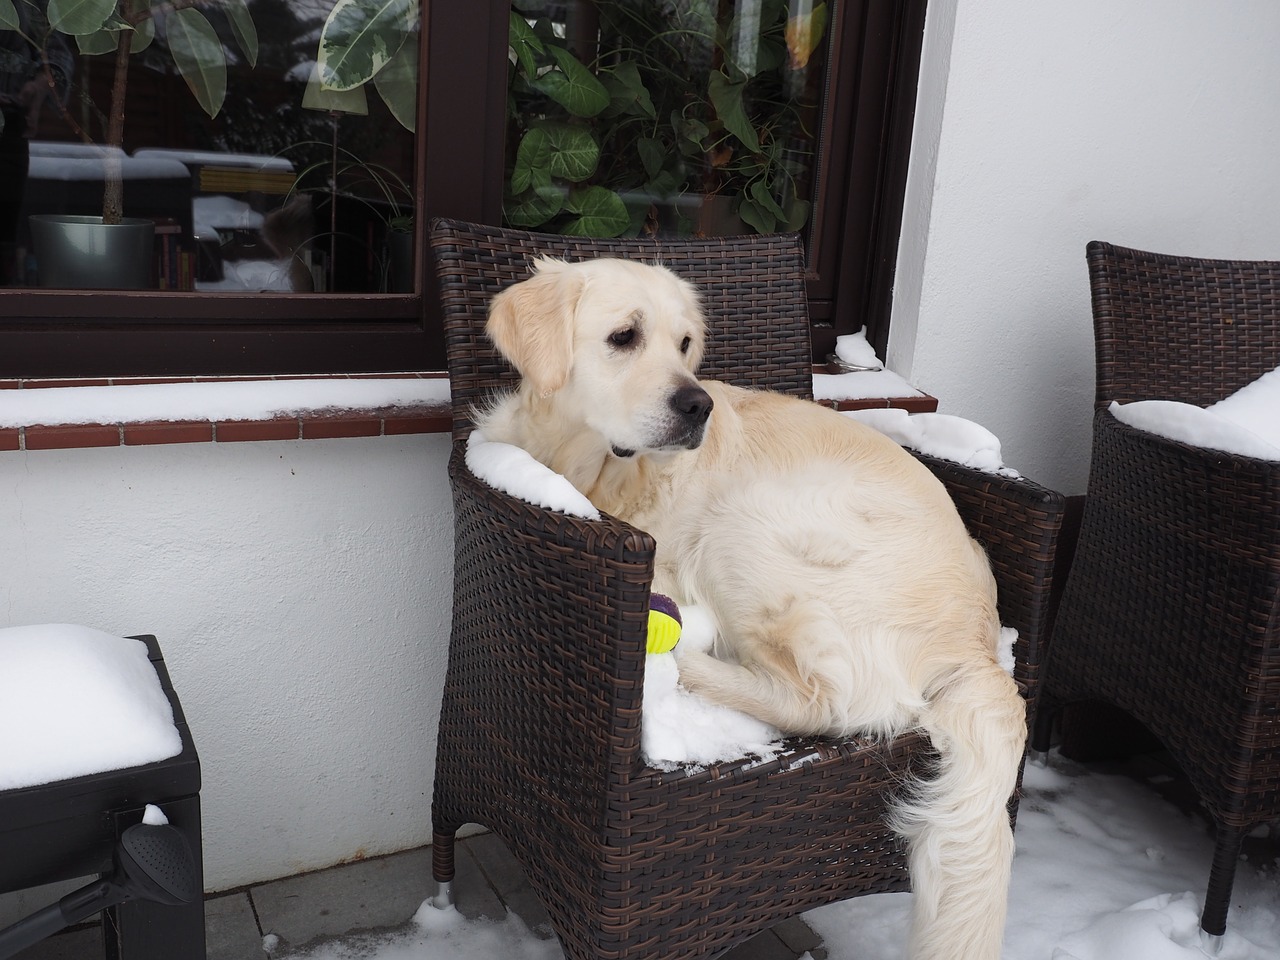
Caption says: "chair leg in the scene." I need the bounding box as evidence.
[1030,701,1056,756]
[430,830,457,908]
[1200,823,1245,942]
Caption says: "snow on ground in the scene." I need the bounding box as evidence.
[278,751,1279,960]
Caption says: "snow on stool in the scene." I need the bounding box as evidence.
[0,624,183,790]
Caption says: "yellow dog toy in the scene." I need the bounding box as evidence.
[646,593,682,654]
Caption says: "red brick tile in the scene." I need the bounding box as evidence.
[193,376,275,384]
[24,379,111,389]
[0,380,20,390]
[24,424,120,450]
[301,417,383,439]
[123,421,214,445]
[110,377,196,386]
[216,419,301,442]
[891,394,940,413]
[0,428,20,450]
[384,412,451,435]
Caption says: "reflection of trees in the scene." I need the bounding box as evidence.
[190,0,331,171]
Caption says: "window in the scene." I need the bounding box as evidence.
[427,0,926,364]
[3,0,923,378]
[3,0,432,377]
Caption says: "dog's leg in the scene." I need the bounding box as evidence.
[890,659,1025,960]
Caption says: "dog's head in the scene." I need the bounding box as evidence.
[487,256,713,457]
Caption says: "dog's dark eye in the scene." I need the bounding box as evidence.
[609,328,637,348]
[680,336,692,354]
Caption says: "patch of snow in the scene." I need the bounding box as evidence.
[847,408,1018,476]
[0,624,183,790]
[1109,364,1280,460]
[0,378,450,429]
[464,431,599,520]
[141,803,170,826]
[833,327,884,371]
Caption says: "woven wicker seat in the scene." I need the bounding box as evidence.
[1033,240,1280,943]
[428,218,1066,960]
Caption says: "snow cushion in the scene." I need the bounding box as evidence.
[1108,365,1280,461]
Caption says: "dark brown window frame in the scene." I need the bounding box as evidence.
[3,0,923,379]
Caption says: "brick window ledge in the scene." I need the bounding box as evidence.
[0,370,935,453]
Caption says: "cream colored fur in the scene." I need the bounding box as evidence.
[479,256,1026,960]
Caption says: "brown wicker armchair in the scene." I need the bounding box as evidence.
[1032,240,1280,946]
[428,218,1066,960]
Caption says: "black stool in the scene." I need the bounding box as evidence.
[0,635,204,959]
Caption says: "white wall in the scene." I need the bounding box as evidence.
[893,0,1280,494]
[0,435,453,892]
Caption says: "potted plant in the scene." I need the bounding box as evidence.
[504,0,829,239]
[0,0,258,287]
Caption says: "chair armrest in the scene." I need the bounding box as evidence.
[1074,409,1280,664]
[443,443,656,824]
[912,453,1067,709]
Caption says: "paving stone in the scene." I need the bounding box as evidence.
[2,924,102,960]
[720,928,803,960]
[460,832,553,934]
[251,847,434,949]
[205,891,263,960]
[773,915,827,958]
[449,842,507,923]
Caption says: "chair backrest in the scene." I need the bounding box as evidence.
[1087,240,1280,409]
[430,219,814,440]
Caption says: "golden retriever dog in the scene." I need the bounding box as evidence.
[478,256,1026,960]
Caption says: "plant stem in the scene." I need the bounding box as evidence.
[102,31,132,225]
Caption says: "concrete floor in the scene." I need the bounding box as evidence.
[14,831,826,960]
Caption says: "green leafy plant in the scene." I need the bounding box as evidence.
[312,0,418,133]
[0,0,259,224]
[504,0,828,238]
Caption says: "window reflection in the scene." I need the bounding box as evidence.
[505,0,831,239]
[0,0,417,292]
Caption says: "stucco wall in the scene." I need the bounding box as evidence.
[0,434,453,892]
[894,0,1280,494]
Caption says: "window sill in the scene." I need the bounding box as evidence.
[0,374,452,452]
[0,370,935,453]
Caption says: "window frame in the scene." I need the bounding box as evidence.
[2,0,924,379]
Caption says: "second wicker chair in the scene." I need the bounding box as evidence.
[1033,240,1280,946]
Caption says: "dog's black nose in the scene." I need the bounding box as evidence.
[672,383,713,425]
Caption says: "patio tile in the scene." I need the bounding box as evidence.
[460,832,553,933]
[772,915,828,959]
[252,847,435,950]
[2,924,101,959]
[722,928,808,960]
[206,891,263,960]
[448,841,509,923]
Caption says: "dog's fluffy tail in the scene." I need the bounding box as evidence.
[891,660,1026,960]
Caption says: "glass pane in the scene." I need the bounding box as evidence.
[1,0,418,292]
[505,0,831,239]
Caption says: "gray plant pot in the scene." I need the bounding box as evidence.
[28,215,155,290]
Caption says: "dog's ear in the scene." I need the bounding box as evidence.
[487,257,584,397]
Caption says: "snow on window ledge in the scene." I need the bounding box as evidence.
[0,374,453,452]
[0,370,935,453]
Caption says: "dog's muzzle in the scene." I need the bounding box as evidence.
[670,383,713,448]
